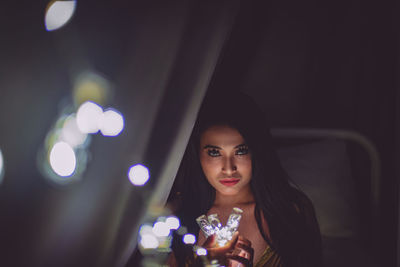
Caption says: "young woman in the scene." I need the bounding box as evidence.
[167,91,322,267]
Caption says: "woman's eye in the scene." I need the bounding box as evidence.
[207,149,220,157]
[236,146,249,155]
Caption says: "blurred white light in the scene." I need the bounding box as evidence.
[76,101,103,134]
[183,234,196,245]
[139,224,153,235]
[49,142,76,177]
[152,222,170,237]
[45,0,77,31]
[140,234,159,249]
[196,247,207,256]
[0,149,4,178]
[99,109,124,137]
[166,216,180,230]
[128,164,149,186]
[61,115,87,147]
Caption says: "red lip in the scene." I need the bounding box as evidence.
[219,178,240,186]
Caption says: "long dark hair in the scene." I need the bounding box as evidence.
[168,91,322,267]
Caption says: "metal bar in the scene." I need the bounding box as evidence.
[271,127,381,245]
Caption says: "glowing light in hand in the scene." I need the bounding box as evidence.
[45,0,77,31]
[49,142,76,177]
[196,207,243,247]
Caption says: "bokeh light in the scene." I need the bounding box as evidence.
[152,222,170,237]
[0,149,4,183]
[73,72,110,107]
[196,247,207,256]
[183,234,196,245]
[61,115,88,147]
[166,216,180,230]
[0,149,3,172]
[140,234,159,249]
[128,164,150,186]
[177,226,188,235]
[76,101,103,134]
[139,224,153,235]
[49,141,76,177]
[45,0,77,31]
[99,109,124,137]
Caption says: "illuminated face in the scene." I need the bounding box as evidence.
[199,125,252,196]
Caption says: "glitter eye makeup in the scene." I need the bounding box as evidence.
[207,148,221,157]
[235,145,249,156]
[203,145,222,157]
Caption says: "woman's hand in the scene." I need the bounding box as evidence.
[226,236,254,267]
[201,232,239,266]
[201,233,254,267]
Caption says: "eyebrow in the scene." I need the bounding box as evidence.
[235,143,247,148]
[203,145,221,149]
[203,143,247,149]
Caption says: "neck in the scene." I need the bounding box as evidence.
[213,186,255,207]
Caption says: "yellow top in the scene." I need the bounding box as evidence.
[181,245,282,267]
[255,246,282,267]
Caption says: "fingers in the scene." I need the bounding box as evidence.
[227,248,254,267]
[202,232,240,262]
[202,234,216,248]
[235,242,254,256]
[201,234,255,267]
[237,235,251,246]
[202,232,254,266]
[236,236,253,257]
[225,231,239,248]
[203,232,239,249]
[226,254,253,267]
[231,231,240,243]
[230,244,254,261]
[226,235,254,266]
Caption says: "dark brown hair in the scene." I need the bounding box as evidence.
[168,91,322,266]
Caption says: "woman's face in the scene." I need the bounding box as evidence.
[199,125,252,196]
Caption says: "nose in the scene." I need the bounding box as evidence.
[222,157,237,175]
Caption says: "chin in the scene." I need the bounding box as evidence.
[217,188,240,196]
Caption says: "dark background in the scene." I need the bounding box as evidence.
[0,0,398,266]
